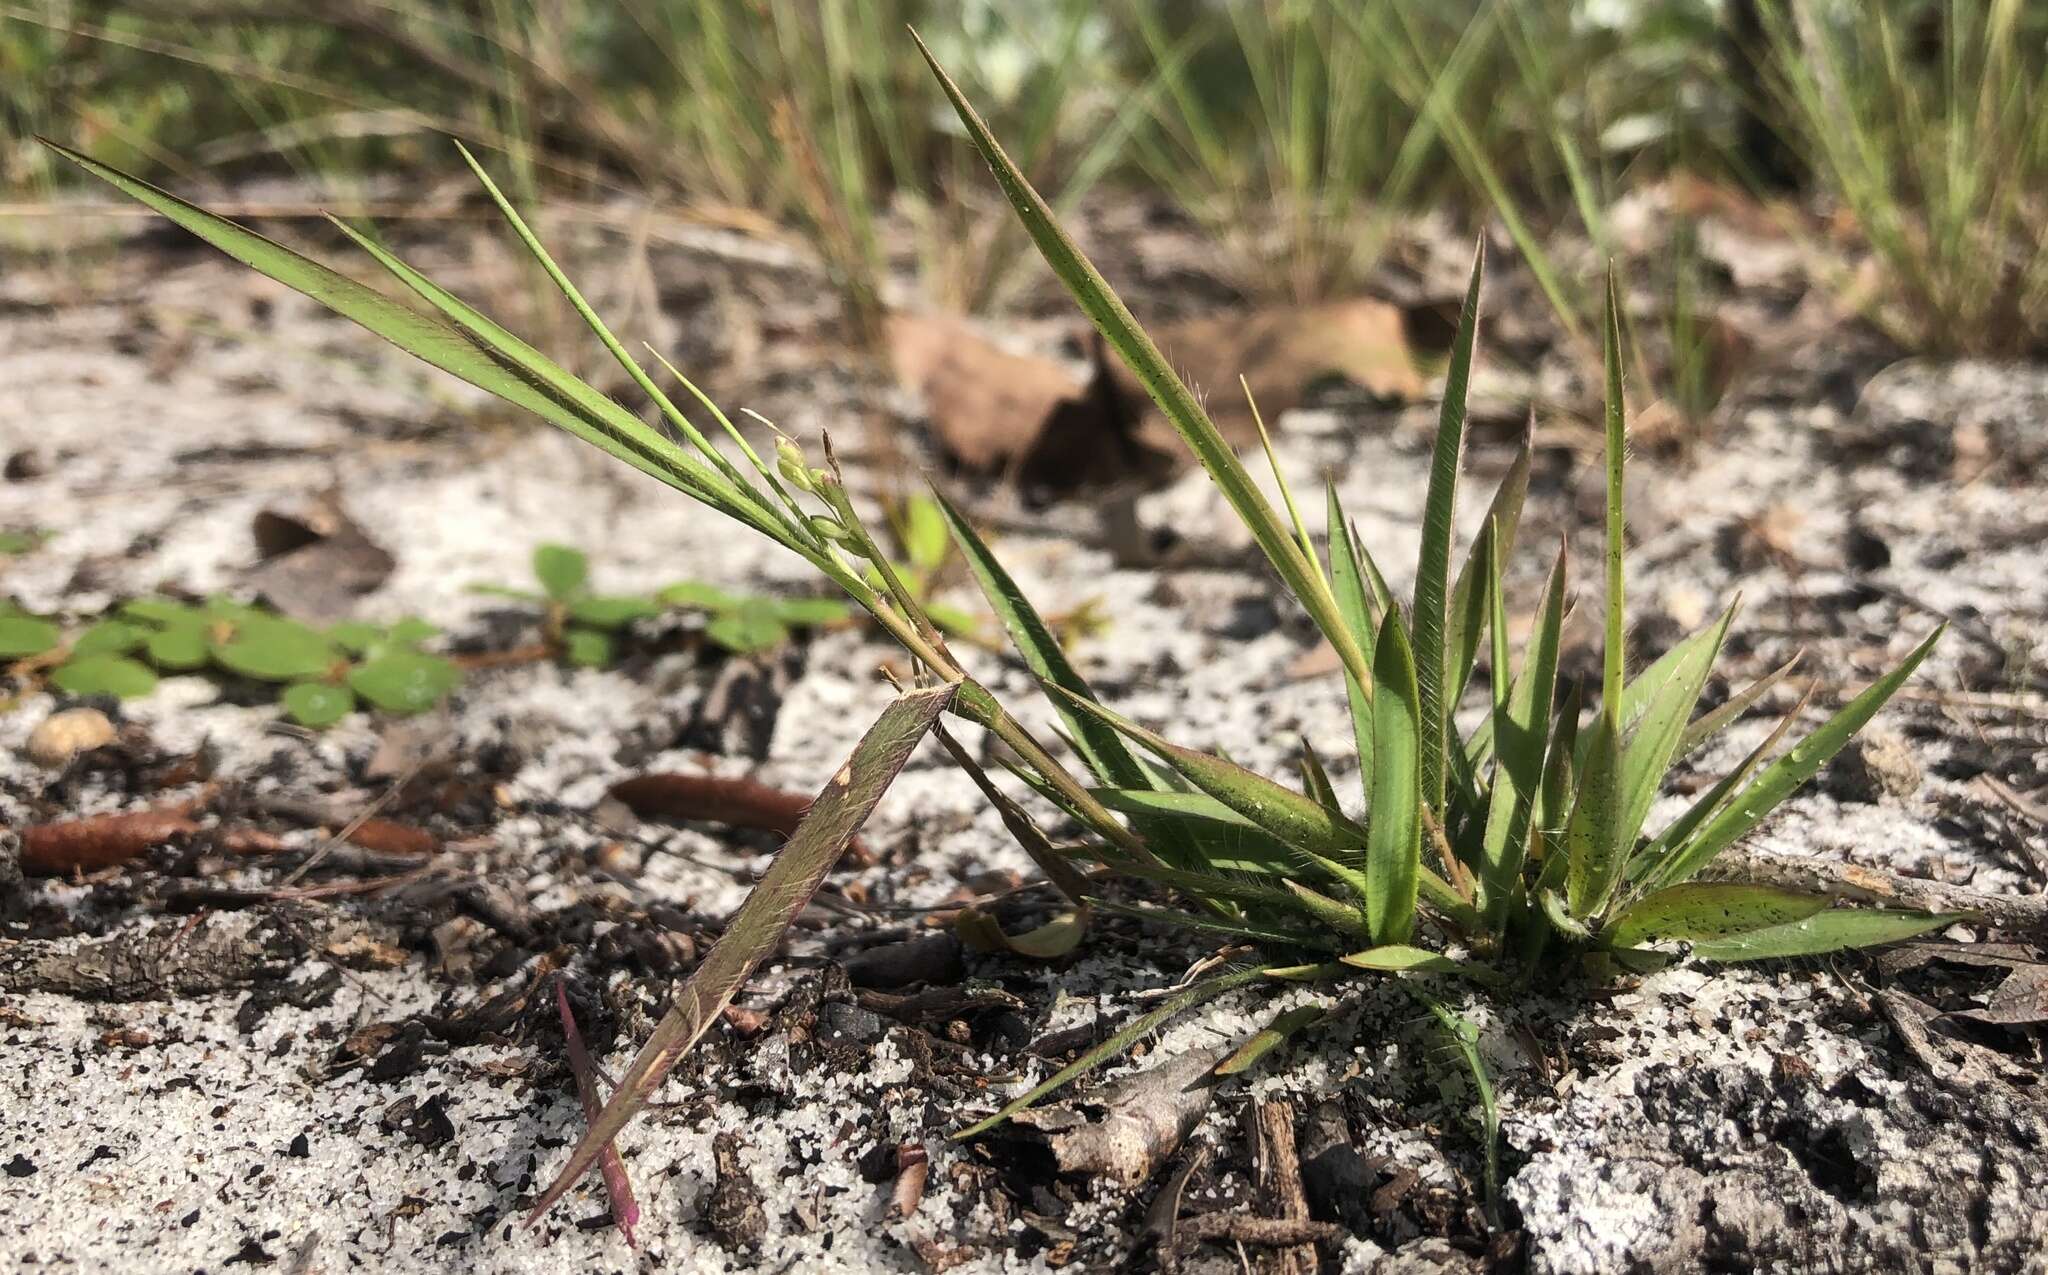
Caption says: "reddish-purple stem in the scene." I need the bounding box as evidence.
[554,979,640,1247]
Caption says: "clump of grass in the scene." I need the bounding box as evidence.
[1,595,458,725]
[42,31,1951,1217]
[1759,0,2048,355]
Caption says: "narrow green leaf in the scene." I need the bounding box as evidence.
[1563,711,1623,919]
[1213,1004,1327,1077]
[1676,653,1802,761]
[1297,735,1341,815]
[530,685,953,1222]
[1365,613,1423,945]
[933,489,1151,794]
[1413,244,1485,807]
[1635,693,1807,886]
[43,144,774,547]
[770,597,851,627]
[49,655,157,699]
[1599,268,1628,721]
[915,36,1371,696]
[897,494,953,575]
[1326,483,1377,794]
[1690,909,1962,962]
[1245,379,1318,572]
[1056,689,1365,860]
[534,545,589,600]
[1416,992,1500,1224]
[953,964,1278,1140]
[1339,944,1505,988]
[1616,604,1735,850]
[1480,545,1565,925]
[1447,423,1532,711]
[1657,627,1942,886]
[1283,880,1375,939]
[1606,883,1829,948]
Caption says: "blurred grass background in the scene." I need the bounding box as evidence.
[4,0,2046,356]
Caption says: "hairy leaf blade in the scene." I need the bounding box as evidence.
[1606,883,1830,948]
[1339,944,1505,988]
[1689,909,1961,962]
[1615,604,1735,849]
[1366,612,1423,944]
[1214,1004,1327,1077]
[1479,543,1567,925]
[1447,423,1532,710]
[1413,244,1485,807]
[528,684,952,1225]
[1656,627,1943,887]
[1327,483,1378,793]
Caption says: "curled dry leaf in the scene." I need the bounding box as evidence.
[246,491,395,624]
[339,818,439,857]
[610,770,874,866]
[1005,1046,1227,1189]
[18,796,209,875]
[890,299,1417,494]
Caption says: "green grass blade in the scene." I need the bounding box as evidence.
[1479,544,1566,926]
[528,684,952,1225]
[1413,243,1485,808]
[1414,992,1500,1226]
[1213,1004,1328,1077]
[1298,735,1341,814]
[38,144,775,535]
[915,33,1370,695]
[1615,604,1735,851]
[954,964,1280,1138]
[1339,944,1505,989]
[1327,483,1378,795]
[1246,378,1319,572]
[450,142,760,500]
[1055,689,1367,860]
[1606,884,1830,948]
[1676,653,1803,762]
[1635,693,1808,886]
[1563,710,1623,920]
[1447,424,1532,711]
[1653,627,1943,887]
[1365,611,1423,945]
[932,488,1150,791]
[1689,909,1962,962]
[1089,788,1299,876]
[1598,267,1628,721]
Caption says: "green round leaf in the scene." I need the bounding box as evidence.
[71,619,148,657]
[533,544,589,600]
[561,627,616,668]
[121,597,203,626]
[567,595,662,630]
[385,617,440,645]
[50,655,158,698]
[705,606,788,655]
[770,597,851,627]
[348,651,463,714]
[657,582,739,611]
[203,594,266,622]
[467,583,545,602]
[326,622,383,655]
[144,624,210,671]
[211,615,341,682]
[0,615,62,658]
[282,681,355,728]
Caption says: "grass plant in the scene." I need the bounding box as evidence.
[41,28,1954,1222]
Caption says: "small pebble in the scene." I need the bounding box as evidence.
[25,707,116,768]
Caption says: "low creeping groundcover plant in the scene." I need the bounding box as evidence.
[40,32,1953,1225]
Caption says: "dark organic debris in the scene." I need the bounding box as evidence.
[704,1132,767,1251]
[17,795,208,875]
[0,912,298,1001]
